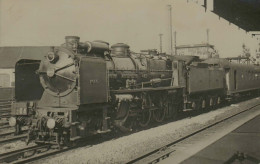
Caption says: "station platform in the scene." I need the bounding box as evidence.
[181,115,260,164]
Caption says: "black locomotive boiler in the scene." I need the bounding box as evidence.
[9,36,260,146]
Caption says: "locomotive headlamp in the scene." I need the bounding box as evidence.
[47,118,56,129]
[47,52,59,63]
[47,68,55,78]
[9,117,17,127]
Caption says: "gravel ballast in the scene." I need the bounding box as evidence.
[33,98,259,164]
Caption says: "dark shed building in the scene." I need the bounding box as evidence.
[0,46,51,68]
[0,46,51,100]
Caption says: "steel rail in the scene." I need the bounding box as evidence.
[0,125,10,130]
[0,134,27,144]
[0,130,27,138]
[13,146,72,164]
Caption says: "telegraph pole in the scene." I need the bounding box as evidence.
[207,28,209,54]
[159,34,163,53]
[167,5,173,55]
[207,28,209,44]
[174,31,177,55]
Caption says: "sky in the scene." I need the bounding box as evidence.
[0,0,259,58]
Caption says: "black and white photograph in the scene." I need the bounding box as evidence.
[0,0,260,163]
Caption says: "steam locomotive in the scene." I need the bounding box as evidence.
[9,36,260,146]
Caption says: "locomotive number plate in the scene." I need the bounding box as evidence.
[89,79,99,84]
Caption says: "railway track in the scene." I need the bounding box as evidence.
[0,121,9,126]
[0,133,107,164]
[0,125,10,130]
[0,140,81,163]
[10,145,73,164]
[0,99,12,120]
[0,130,28,144]
[0,134,27,144]
[0,131,17,138]
[126,102,260,164]
[0,145,51,163]
[0,130,27,138]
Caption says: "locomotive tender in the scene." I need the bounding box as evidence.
[9,36,260,146]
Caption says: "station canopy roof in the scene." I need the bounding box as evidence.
[204,0,260,32]
[0,46,51,69]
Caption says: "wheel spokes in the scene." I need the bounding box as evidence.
[138,109,151,127]
[138,93,152,127]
